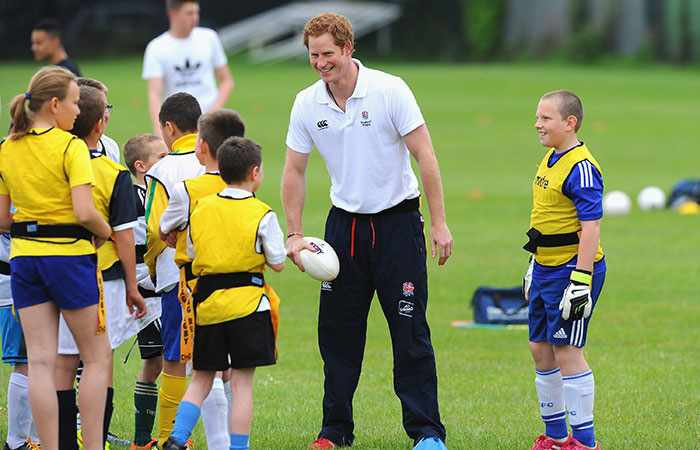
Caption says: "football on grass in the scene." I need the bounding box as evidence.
[299,237,340,282]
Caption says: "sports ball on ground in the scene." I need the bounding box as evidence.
[637,186,666,211]
[603,190,631,216]
[299,237,340,282]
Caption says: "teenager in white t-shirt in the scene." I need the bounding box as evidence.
[283,13,454,450]
[142,0,233,136]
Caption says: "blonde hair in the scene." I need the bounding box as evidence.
[8,66,76,140]
[303,13,355,49]
[123,134,162,175]
[541,89,584,132]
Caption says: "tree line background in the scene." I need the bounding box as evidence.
[1,0,700,63]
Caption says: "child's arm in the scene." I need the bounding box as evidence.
[113,228,147,318]
[267,261,285,273]
[260,211,287,274]
[0,195,11,233]
[71,184,111,245]
[576,219,600,272]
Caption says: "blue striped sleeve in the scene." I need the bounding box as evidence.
[563,160,604,221]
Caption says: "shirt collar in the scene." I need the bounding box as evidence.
[171,133,197,154]
[315,58,368,105]
[220,187,253,199]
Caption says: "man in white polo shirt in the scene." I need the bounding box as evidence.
[142,0,234,136]
[282,12,454,450]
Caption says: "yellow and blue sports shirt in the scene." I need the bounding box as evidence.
[529,142,606,278]
[0,128,96,257]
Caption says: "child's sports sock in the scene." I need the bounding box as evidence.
[57,389,79,450]
[535,368,567,441]
[201,379,230,449]
[103,387,114,446]
[7,372,33,449]
[134,381,159,445]
[230,433,249,450]
[157,372,187,447]
[224,379,232,428]
[170,401,201,446]
[563,370,595,448]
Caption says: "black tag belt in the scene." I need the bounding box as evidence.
[523,227,579,253]
[193,272,264,305]
[11,222,93,241]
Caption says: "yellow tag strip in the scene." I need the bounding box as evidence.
[265,283,281,360]
[178,266,195,363]
[96,266,106,335]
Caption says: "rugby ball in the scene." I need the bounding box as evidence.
[299,237,340,282]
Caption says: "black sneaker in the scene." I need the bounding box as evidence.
[161,437,187,450]
[3,439,42,450]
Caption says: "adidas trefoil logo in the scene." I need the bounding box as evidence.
[553,328,568,339]
[174,58,202,77]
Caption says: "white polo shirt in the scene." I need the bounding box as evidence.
[286,59,423,214]
[142,27,228,113]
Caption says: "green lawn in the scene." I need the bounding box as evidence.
[1,58,700,449]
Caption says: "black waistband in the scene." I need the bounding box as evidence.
[523,227,580,253]
[0,261,9,276]
[11,222,93,241]
[193,272,264,305]
[334,196,420,218]
[138,285,158,299]
[182,262,195,282]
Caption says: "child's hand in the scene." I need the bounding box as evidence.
[165,229,178,248]
[126,287,147,319]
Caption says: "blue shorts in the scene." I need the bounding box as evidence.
[11,255,100,310]
[0,305,27,364]
[160,286,182,362]
[529,273,605,347]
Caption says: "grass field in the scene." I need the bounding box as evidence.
[1,57,700,449]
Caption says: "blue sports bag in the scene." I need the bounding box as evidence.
[471,286,529,324]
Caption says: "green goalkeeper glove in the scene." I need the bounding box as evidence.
[559,269,592,321]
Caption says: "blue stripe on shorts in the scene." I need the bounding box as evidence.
[528,272,605,347]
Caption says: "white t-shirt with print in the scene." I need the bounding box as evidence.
[142,27,228,113]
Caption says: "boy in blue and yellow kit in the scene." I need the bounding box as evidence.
[163,136,286,450]
[523,90,605,450]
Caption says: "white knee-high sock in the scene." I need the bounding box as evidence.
[535,368,567,440]
[224,380,232,432]
[7,372,36,448]
[563,370,595,447]
[201,378,230,450]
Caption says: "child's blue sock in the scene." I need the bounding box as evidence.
[170,401,201,446]
[230,433,249,450]
[563,370,595,448]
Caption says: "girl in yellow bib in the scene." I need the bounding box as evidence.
[0,66,113,450]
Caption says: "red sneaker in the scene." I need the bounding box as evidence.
[309,438,337,449]
[561,438,601,450]
[531,434,573,450]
